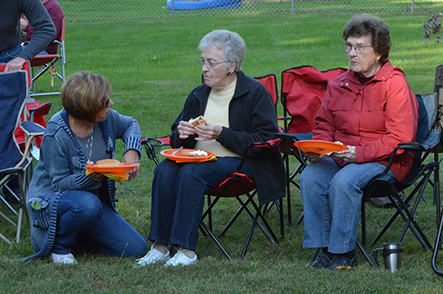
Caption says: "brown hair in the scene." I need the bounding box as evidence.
[342,14,391,64]
[61,71,112,122]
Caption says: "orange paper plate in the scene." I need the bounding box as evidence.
[85,163,139,173]
[161,148,215,163]
[293,140,349,155]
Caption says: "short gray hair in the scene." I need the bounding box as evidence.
[198,30,246,72]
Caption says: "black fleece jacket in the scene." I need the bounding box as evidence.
[170,71,285,205]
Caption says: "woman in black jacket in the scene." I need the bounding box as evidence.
[136,29,285,267]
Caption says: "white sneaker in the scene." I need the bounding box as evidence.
[51,253,77,265]
[164,248,197,267]
[135,243,170,267]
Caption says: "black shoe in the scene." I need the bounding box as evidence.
[311,253,333,269]
[328,255,357,271]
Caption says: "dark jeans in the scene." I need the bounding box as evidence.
[52,190,147,257]
[0,43,22,63]
[148,157,252,251]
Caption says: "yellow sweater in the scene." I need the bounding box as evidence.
[195,78,240,157]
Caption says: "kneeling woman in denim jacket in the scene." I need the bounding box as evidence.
[25,71,147,264]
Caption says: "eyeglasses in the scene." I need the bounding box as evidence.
[198,59,230,68]
[343,42,372,54]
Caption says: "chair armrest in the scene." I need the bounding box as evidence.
[275,132,313,142]
[20,121,45,137]
[142,136,170,166]
[141,137,167,148]
[397,142,424,152]
[235,138,282,171]
[381,140,429,175]
[29,102,51,122]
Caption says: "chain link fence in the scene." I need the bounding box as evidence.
[59,0,442,23]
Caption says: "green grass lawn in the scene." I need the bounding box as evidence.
[2,13,443,293]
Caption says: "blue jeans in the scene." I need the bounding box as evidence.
[299,158,393,254]
[0,43,22,63]
[148,157,252,251]
[52,190,147,257]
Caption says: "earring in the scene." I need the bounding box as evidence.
[227,72,231,76]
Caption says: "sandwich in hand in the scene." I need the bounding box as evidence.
[188,115,206,127]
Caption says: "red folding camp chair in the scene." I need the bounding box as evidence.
[29,17,66,97]
[142,137,282,260]
[277,65,347,225]
[141,73,282,259]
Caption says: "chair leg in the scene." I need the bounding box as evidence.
[370,173,433,249]
[295,212,304,226]
[432,204,443,276]
[199,221,232,261]
[356,241,376,267]
[220,196,274,242]
[16,207,23,243]
[0,210,16,226]
[0,232,12,245]
[241,203,277,259]
[310,247,320,263]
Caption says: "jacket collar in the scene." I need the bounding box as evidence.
[340,61,401,92]
[193,71,250,103]
[59,109,113,154]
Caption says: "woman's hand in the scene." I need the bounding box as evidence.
[329,146,357,164]
[195,123,223,141]
[5,57,26,72]
[86,160,105,182]
[305,153,321,163]
[122,150,140,180]
[177,120,197,139]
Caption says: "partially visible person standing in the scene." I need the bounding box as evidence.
[0,0,55,71]
[21,0,64,56]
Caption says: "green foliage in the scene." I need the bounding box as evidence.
[2,13,443,293]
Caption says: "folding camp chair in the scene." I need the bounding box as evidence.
[29,17,66,97]
[141,73,282,259]
[431,64,443,276]
[142,137,282,260]
[277,65,347,225]
[0,66,46,244]
[15,101,51,155]
[254,73,278,110]
[360,92,441,267]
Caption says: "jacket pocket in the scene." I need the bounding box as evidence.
[27,197,51,229]
[361,99,386,132]
[328,97,355,133]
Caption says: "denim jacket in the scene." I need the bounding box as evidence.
[24,108,142,260]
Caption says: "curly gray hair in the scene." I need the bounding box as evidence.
[198,29,246,72]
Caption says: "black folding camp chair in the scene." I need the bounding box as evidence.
[431,64,443,276]
[361,92,441,267]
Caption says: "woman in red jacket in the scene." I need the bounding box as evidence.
[300,14,419,271]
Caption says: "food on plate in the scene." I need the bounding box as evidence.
[187,150,208,157]
[189,115,206,127]
[96,159,121,167]
[334,141,343,145]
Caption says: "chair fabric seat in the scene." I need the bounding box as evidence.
[207,172,255,197]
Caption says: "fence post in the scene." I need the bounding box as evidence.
[171,0,174,18]
[411,0,414,14]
